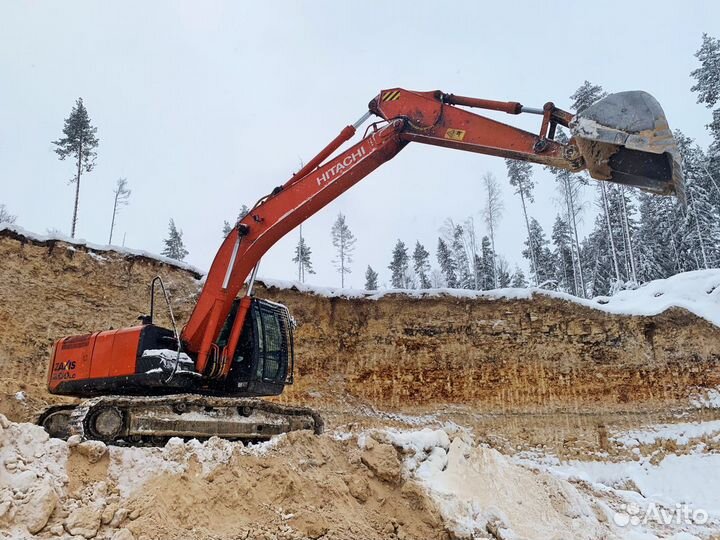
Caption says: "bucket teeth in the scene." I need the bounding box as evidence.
[570,91,685,205]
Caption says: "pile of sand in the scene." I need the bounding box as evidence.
[0,414,449,540]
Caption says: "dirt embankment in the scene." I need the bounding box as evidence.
[1,228,719,423]
[272,285,720,414]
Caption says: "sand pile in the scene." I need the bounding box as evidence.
[0,415,450,540]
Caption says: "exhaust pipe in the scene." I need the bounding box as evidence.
[570,91,685,205]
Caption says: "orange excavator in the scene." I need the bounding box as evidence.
[39,88,684,444]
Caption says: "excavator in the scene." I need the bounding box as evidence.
[39,88,684,444]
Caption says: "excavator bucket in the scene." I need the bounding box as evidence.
[570,91,685,204]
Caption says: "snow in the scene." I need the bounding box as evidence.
[612,421,720,448]
[548,453,720,522]
[259,269,720,327]
[690,388,720,409]
[0,223,203,276]
[381,428,609,539]
[141,349,194,365]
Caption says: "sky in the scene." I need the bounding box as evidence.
[1,1,717,288]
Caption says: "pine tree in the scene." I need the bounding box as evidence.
[365,265,379,290]
[413,241,432,289]
[162,219,189,261]
[511,266,527,288]
[292,226,315,282]
[0,204,17,224]
[480,236,496,290]
[452,224,472,288]
[506,159,538,285]
[570,80,608,113]
[552,215,576,294]
[388,240,411,288]
[108,178,131,244]
[496,257,511,288]
[436,238,457,288]
[635,192,681,281]
[522,218,555,286]
[52,98,99,238]
[481,172,503,288]
[691,34,720,104]
[331,213,356,287]
[675,130,720,268]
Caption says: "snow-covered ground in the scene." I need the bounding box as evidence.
[261,269,720,327]
[380,423,720,540]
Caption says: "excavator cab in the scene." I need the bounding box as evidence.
[216,297,295,397]
[571,91,685,203]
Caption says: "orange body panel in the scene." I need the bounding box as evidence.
[48,327,142,392]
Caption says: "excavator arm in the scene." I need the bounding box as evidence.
[181,87,684,377]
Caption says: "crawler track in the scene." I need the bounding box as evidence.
[39,394,323,445]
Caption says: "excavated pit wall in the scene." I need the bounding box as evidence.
[1,228,718,422]
[267,285,720,413]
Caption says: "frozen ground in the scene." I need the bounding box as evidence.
[3,413,720,540]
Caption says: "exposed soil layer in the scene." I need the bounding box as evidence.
[1,228,719,426]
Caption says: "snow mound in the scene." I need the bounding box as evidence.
[380,427,611,539]
[0,415,67,537]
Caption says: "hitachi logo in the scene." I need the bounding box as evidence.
[315,145,367,186]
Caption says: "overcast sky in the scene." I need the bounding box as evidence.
[1,1,717,288]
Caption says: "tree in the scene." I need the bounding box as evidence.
[223,205,251,237]
[162,219,189,261]
[108,178,130,244]
[511,266,527,288]
[365,265,379,290]
[691,33,720,104]
[479,236,496,290]
[331,213,356,287]
[389,240,411,288]
[522,218,555,286]
[496,257,511,288]
[481,172,503,288]
[506,159,538,284]
[547,128,587,297]
[570,80,608,113]
[570,81,623,290]
[451,224,472,288]
[436,238,457,288]
[552,215,576,294]
[413,241,432,289]
[292,225,315,282]
[52,98,99,238]
[0,204,17,224]
[675,130,720,269]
